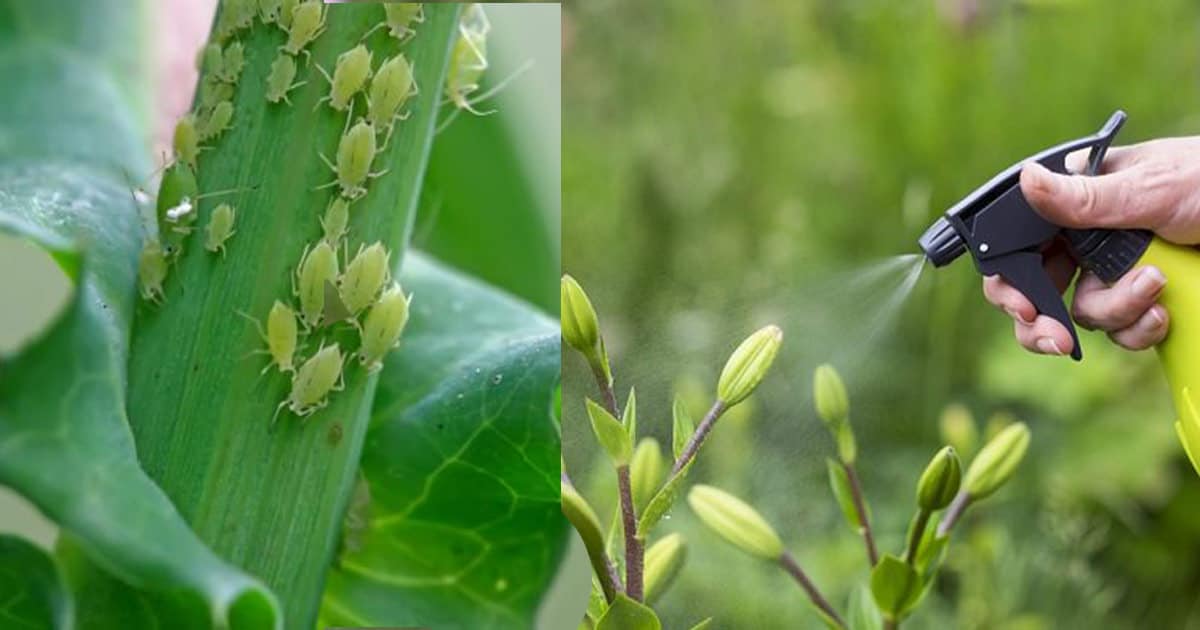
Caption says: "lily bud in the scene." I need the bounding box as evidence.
[963,422,1030,500]
[939,404,977,460]
[916,446,961,511]
[688,485,784,560]
[644,533,687,604]
[813,364,849,430]
[717,325,783,407]
[630,438,665,509]
[561,275,611,383]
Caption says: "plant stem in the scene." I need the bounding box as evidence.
[779,552,846,629]
[672,400,726,475]
[591,363,619,418]
[904,509,931,565]
[617,464,644,601]
[562,471,622,602]
[936,492,971,537]
[884,619,899,630]
[843,462,879,566]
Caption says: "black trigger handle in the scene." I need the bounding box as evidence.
[982,251,1082,360]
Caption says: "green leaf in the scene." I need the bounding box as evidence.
[827,458,864,530]
[915,522,950,580]
[671,396,694,461]
[417,86,558,313]
[689,619,714,630]
[0,536,72,629]
[588,398,633,467]
[0,1,278,626]
[320,253,566,629]
[869,554,921,621]
[596,595,662,630]
[623,386,638,442]
[847,583,882,630]
[637,461,693,537]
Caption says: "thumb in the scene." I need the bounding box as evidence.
[1020,161,1154,230]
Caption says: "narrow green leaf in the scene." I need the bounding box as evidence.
[0,1,278,625]
[827,458,863,529]
[869,554,921,621]
[623,386,638,442]
[0,536,72,629]
[672,396,694,461]
[847,583,882,630]
[689,619,714,630]
[588,398,633,466]
[596,594,662,630]
[320,253,566,629]
[916,519,950,580]
[638,462,693,537]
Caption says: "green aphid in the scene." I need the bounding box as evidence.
[259,0,283,23]
[281,1,326,57]
[138,239,169,304]
[204,203,237,255]
[319,118,385,200]
[197,42,223,76]
[273,341,345,426]
[217,0,255,39]
[278,0,299,30]
[445,4,490,113]
[265,54,306,104]
[367,53,417,132]
[238,300,299,375]
[293,240,339,329]
[219,41,245,84]
[173,114,201,170]
[197,78,234,114]
[356,284,410,372]
[321,197,350,245]
[339,241,390,315]
[362,4,424,42]
[156,163,200,256]
[314,44,373,112]
[201,101,234,141]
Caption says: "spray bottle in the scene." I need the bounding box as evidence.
[917,110,1200,473]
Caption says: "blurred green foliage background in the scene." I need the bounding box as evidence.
[562,1,1200,627]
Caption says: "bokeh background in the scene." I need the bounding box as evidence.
[562,1,1200,628]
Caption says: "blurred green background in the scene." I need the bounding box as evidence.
[562,1,1200,628]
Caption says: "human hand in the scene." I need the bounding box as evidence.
[983,137,1200,355]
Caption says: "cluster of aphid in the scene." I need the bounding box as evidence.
[137,2,502,426]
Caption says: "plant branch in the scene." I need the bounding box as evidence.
[672,400,726,475]
[617,465,644,601]
[780,552,846,629]
[591,364,619,418]
[842,462,879,567]
[936,492,971,538]
[904,509,931,565]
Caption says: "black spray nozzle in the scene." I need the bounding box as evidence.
[916,110,1142,361]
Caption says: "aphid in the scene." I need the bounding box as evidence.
[273,341,346,426]
[138,239,169,303]
[318,119,385,200]
[366,53,417,132]
[278,0,299,29]
[314,44,373,112]
[356,284,410,372]
[258,0,283,23]
[204,203,237,255]
[219,41,245,84]
[265,54,306,104]
[197,78,234,114]
[201,101,234,141]
[293,241,339,329]
[217,0,255,39]
[238,300,299,374]
[173,114,201,170]
[339,241,390,315]
[321,197,350,245]
[197,43,223,76]
[445,4,490,113]
[156,163,199,243]
[322,279,353,326]
[280,1,326,57]
[362,4,424,42]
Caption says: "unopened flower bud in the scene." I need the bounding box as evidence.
[813,364,849,430]
[644,532,687,604]
[916,446,961,511]
[688,485,784,560]
[717,325,783,407]
[561,275,611,383]
[630,438,665,509]
[963,422,1030,500]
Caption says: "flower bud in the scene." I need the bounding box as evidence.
[561,480,614,602]
[916,446,961,511]
[630,438,665,509]
[813,364,849,430]
[644,533,687,604]
[688,485,784,560]
[939,404,977,460]
[963,422,1030,499]
[561,275,611,383]
[717,325,783,407]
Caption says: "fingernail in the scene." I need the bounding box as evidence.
[1148,305,1166,328]
[1005,307,1034,325]
[1036,337,1064,355]
[1132,266,1166,299]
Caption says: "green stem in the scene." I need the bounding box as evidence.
[936,492,972,537]
[904,509,931,565]
[780,552,846,629]
[617,465,643,601]
[843,462,879,567]
[672,400,726,475]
